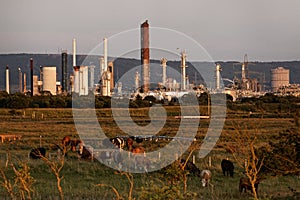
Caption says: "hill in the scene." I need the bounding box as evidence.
[0,54,300,93]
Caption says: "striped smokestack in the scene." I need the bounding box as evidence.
[141,20,150,93]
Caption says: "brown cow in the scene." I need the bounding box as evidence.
[239,176,260,194]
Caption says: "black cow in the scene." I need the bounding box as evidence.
[78,146,93,160]
[221,159,234,177]
[30,147,46,159]
[180,159,201,177]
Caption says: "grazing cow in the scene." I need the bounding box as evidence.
[62,135,72,147]
[180,159,201,177]
[200,170,212,187]
[70,139,83,152]
[239,176,260,194]
[221,159,234,177]
[110,137,125,150]
[126,137,134,151]
[132,146,145,154]
[30,147,46,159]
[78,145,93,160]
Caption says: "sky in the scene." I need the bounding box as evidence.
[0,0,300,61]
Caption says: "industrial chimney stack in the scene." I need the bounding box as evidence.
[61,51,68,93]
[5,65,9,94]
[30,58,33,96]
[141,20,150,93]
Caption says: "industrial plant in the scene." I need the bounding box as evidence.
[2,20,300,101]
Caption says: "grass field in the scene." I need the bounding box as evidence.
[0,107,299,199]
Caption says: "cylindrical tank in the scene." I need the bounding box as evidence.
[271,67,289,92]
[43,66,57,95]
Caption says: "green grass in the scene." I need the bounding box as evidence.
[0,108,299,199]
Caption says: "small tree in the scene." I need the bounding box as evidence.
[0,153,35,200]
[224,120,265,200]
[39,147,67,200]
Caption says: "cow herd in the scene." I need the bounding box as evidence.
[29,136,260,196]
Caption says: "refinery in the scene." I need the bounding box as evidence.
[2,20,300,101]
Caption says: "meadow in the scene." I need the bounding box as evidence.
[0,107,299,200]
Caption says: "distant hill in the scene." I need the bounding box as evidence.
[0,54,300,93]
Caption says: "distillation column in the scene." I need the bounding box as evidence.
[161,58,167,87]
[181,50,187,90]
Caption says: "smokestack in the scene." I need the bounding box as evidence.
[62,51,68,93]
[6,65,9,94]
[103,37,108,71]
[215,63,221,90]
[30,58,33,96]
[18,67,22,93]
[141,20,150,93]
[181,50,187,90]
[23,72,27,93]
[73,38,76,67]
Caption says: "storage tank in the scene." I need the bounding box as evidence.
[79,66,89,96]
[271,67,289,92]
[43,66,57,95]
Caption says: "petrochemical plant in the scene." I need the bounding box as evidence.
[2,20,300,101]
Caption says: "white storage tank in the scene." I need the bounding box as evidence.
[79,66,89,96]
[43,66,57,95]
[271,67,289,92]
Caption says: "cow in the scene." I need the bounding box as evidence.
[239,176,260,195]
[62,135,72,147]
[30,147,46,159]
[200,170,212,187]
[110,137,125,150]
[70,139,83,152]
[221,159,234,177]
[78,145,93,160]
[180,159,201,177]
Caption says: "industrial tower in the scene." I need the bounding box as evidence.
[141,20,150,93]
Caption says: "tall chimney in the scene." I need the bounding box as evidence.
[23,72,27,93]
[181,50,187,90]
[5,65,9,94]
[18,67,22,93]
[62,51,68,93]
[103,37,108,71]
[73,38,76,67]
[30,58,33,96]
[141,20,150,93]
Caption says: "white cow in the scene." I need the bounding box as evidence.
[200,169,212,187]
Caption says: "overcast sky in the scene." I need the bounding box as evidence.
[0,0,300,61]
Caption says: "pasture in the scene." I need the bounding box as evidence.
[0,107,299,199]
